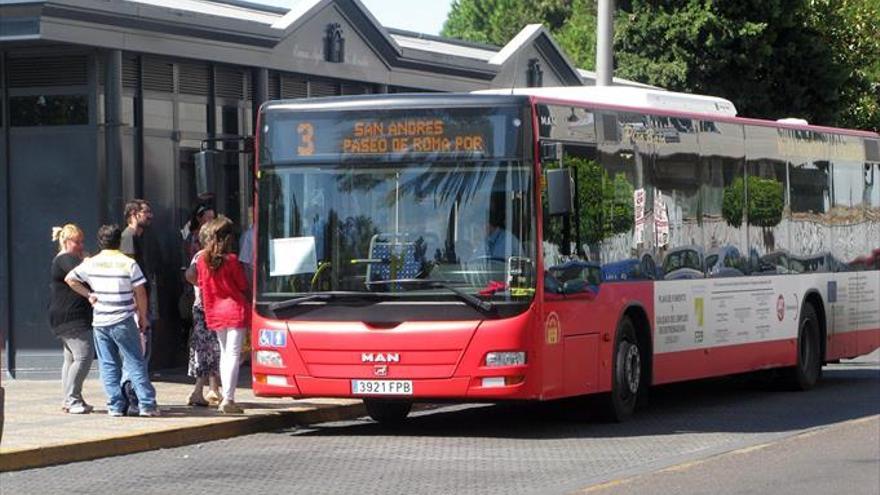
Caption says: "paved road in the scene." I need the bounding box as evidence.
[588,415,880,495]
[3,358,878,495]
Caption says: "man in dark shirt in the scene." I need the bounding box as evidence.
[120,199,160,414]
[121,199,151,270]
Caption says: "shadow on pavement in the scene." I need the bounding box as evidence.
[291,365,880,440]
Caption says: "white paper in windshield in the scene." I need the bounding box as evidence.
[270,236,317,276]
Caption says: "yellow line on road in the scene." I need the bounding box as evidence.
[574,414,880,494]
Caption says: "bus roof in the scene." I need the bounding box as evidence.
[475,86,738,118]
[260,88,879,139]
[475,86,879,139]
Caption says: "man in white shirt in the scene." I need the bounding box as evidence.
[66,224,159,417]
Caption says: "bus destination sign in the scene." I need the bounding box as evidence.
[294,118,487,158]
[265,106,522,162]
[341,119,485,155]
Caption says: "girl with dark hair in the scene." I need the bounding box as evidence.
[193,216,249,414]
[183,203,215,261]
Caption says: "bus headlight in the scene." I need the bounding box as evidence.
[485,351,526,367]
[255,350,284,368]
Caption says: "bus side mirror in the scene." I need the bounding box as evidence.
[195,150,218,197]
[546,168,574,216]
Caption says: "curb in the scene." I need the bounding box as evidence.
[0,401,367,472]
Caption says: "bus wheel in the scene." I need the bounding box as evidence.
[784,303,822,391]
[595,317,642,422]
[364,399,412,425]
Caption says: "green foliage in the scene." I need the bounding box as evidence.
[806,0,880,131]
[721,178,744,228]
[553,0,597,72]
[609,172,635,234]
[442,0,878,130]
[442,0,572,46]
[614,1,848,126]
[568,156,634,246]
[721,176,784,229]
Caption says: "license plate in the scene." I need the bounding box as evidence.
[351,380,413,396]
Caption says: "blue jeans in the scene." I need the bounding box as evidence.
[93,317,157,413]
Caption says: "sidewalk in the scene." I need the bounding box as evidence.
[0,368,364,472]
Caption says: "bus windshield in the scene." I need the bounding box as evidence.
[257,105,536,308]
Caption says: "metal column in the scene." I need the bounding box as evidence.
[104,49,124,223]
[596,0,614,86]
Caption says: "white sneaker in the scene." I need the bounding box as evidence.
[218,400,244,414]
[67,403,94,414]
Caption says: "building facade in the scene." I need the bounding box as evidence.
[0,0,645,377]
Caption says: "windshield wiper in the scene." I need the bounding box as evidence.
[267,291,386,316]
[366,279,495,314]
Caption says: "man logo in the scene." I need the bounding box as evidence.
[361,352,400,363]
[374,365,388,377]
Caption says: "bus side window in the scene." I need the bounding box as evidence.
[543,145,601,292]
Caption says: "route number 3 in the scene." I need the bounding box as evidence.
[297,122,315,156]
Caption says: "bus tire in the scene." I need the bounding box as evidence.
[783,303,822,391]
[595,317,643,422]
[364,399,412,425]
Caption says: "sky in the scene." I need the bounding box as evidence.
[253,0,454,35]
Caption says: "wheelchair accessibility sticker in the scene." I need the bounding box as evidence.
[258,328,287,348]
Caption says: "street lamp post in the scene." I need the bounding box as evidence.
[596,0,614,86]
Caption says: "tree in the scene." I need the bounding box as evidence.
[614,1,847,126]
[441,0,878,130]
[722,176,784,250]
[806,0,880,131]
[553,0,597,72]
[569,157,634,247]
[442,0,571,47]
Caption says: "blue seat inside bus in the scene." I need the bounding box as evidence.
[366,233,421,286]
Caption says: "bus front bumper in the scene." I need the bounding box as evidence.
[253,372,535,400]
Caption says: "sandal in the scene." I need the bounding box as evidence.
[205,390,222,406]
[187,394,209,407]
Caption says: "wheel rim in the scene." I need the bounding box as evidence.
[621,341,641,396]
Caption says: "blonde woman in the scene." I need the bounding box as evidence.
[195,216,249,413]
[49,224,94,414]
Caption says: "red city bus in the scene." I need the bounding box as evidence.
[250,87,880,423]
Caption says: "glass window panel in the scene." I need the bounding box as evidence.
[9,95,88,126]
[258,161,535,302]
[830,134,868,269]
[699,121,746,278]
[591,112,655,283]
[782,129,831,270]
[651,116,701,257]
[746,125,789,274]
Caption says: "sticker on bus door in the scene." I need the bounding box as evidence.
[545,312,561,345]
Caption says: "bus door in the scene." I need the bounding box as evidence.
[541,143,604,398]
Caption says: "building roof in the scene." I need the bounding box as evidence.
[128,0,284,25]
[389,32,497,62]
[0,0,652,89]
